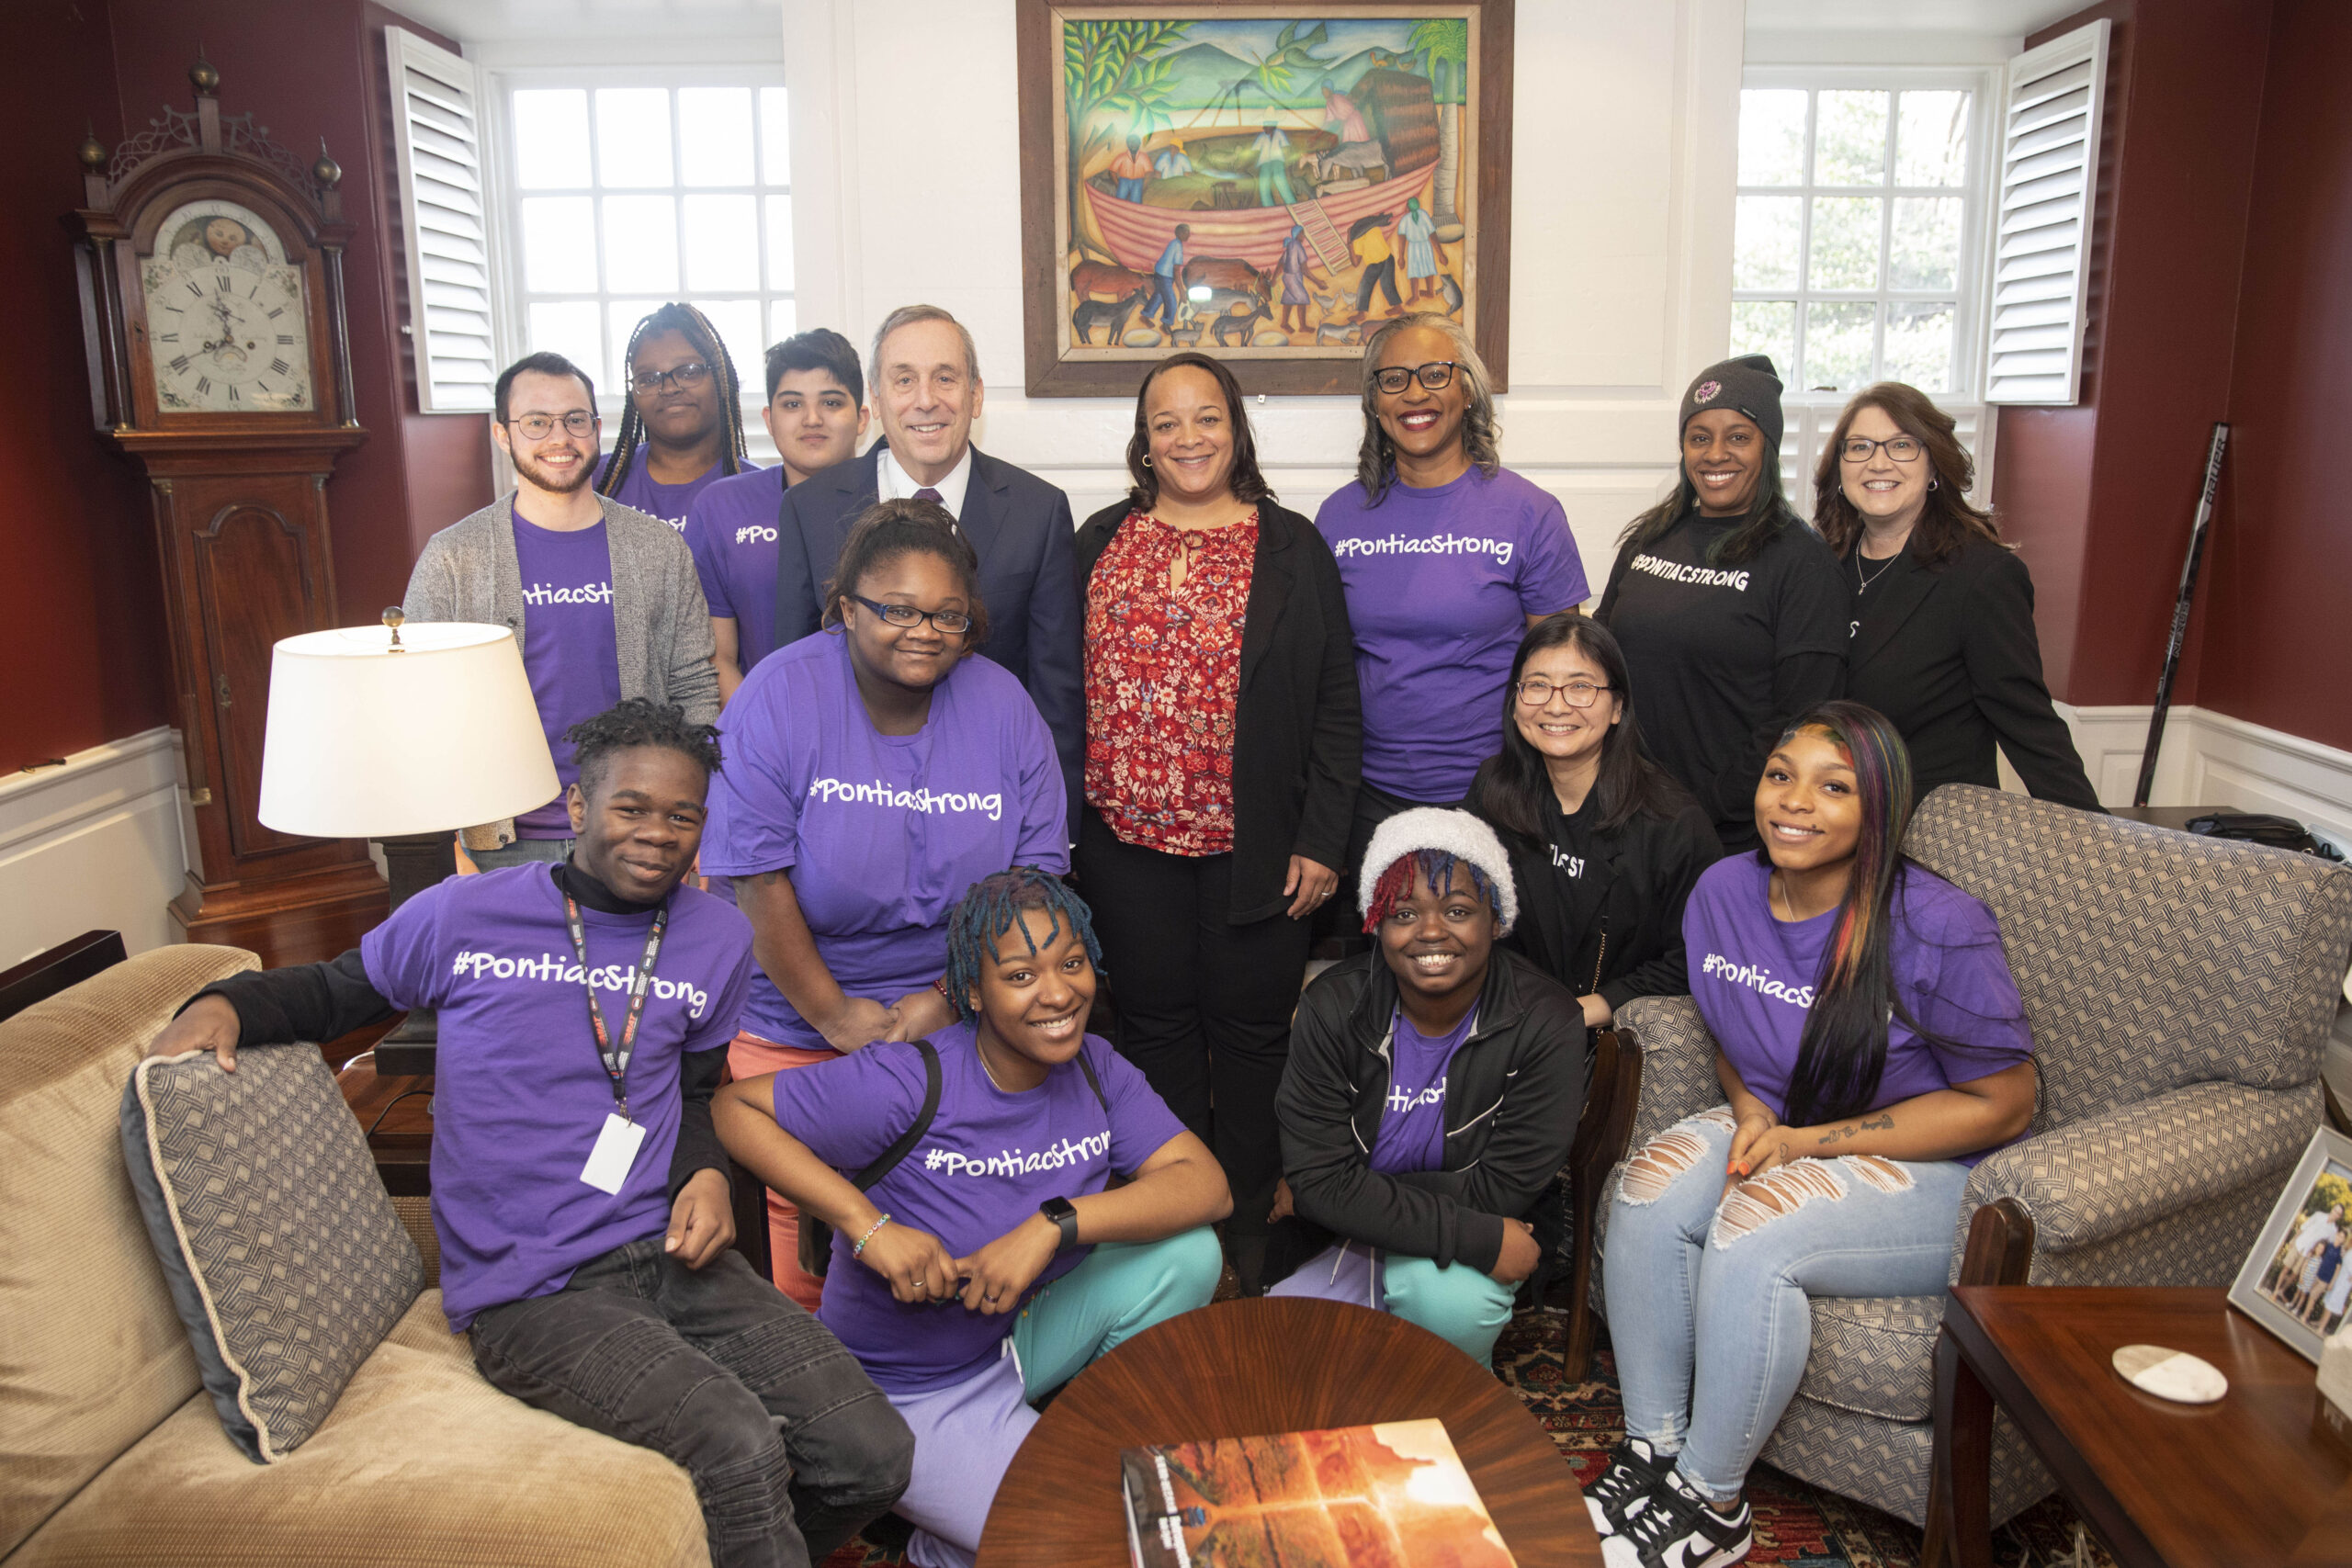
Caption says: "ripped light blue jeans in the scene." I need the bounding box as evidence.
[1601,1106,1969,1503]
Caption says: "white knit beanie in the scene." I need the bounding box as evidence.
[1357,807,1519,935]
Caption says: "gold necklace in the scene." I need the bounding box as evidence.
[978,1037,1014,1092]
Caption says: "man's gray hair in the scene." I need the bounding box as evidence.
[870,304,981,388]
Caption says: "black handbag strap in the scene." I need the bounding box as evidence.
[1074,1043,1109,1112]
[849,1038,942,1190]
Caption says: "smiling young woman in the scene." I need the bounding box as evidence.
[594,301,755,530]
[1593,355,1852,857]
[1071,351,1360,1293]
[1813,382,2098,810]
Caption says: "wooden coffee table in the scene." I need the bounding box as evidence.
[1925,1286,2352,1568]
[976,1296,1598,1566]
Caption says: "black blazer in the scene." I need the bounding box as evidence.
[1075,498,1362,924]
[1844,532,2099,809]
[775,443,1086,811]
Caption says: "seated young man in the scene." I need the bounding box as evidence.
[1266,808,1588,1367]
[151,699,912,1568]
[716,868,1229,1568]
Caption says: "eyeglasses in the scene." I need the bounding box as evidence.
[502,411,596,440]
[633,362,711,396]
[1372,360,1461,395]
[1514,677,1611,708]
[848,592,972,636]
[1839,435,1924,464]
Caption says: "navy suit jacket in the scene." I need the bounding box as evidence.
[775,442,1085,822]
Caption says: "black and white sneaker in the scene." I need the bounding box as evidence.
[1584,1437,1673,1536]
[1598,1468,1752,1568]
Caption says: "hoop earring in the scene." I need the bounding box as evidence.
[1143,454,1153,468]
[1928,477,1939,491]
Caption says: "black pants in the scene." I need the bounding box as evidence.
[469,1237,914,1568]
[1078,807,1310,1239]
[1357,257,1402,314]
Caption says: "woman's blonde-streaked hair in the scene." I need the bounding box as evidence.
[1811,381,2003,570]
[1352,313,1501,506]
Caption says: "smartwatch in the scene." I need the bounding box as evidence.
[1039,1196,1080,1252]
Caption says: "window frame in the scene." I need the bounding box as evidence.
[1735,64,2003,513]
[480,62,793,460]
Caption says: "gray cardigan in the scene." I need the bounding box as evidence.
[402,491,718,845]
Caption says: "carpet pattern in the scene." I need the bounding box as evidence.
[820,1303,2113,1567]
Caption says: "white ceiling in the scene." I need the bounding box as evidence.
[1744,0,2083,35]
[388,0,780,44]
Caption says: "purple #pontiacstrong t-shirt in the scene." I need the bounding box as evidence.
[594,448,741,535]
[1367,1004,1479,1175]
[360,865,753,1328]
[1316,467,1590,801]
[699,632,1069,1048]
[1684,855,2033,1166]
[765,1022,1187,1393]
[684,465,788,673]
[512,507,623,836]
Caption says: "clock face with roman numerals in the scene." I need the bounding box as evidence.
[141,198,314,413]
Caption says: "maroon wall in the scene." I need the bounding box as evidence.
[2196,0,2352,751]
[0,0,491,772]
[1992,0,2273,711]
[0,3,168,770]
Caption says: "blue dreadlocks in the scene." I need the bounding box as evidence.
[942,867,1103,1021]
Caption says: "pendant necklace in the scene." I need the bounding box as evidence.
[1854,549,1901,593]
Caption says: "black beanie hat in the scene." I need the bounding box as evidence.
[1678,354,1784,451]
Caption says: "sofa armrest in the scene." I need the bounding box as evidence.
[1953,1078,2322,1270]
[1614,996,1724,1154]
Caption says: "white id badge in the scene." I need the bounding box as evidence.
[580,1112,648,1195]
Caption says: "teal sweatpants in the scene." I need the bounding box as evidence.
[895,1227,1223,1567]
[1266,1240,1519,1366]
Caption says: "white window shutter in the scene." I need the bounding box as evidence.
[387,28,496,412]
[1985,19,2109,405]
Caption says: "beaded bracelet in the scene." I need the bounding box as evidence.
[853,1213,892,1258]
[932,976,951,1001]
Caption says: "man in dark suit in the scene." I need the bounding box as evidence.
[774,304,1083,820]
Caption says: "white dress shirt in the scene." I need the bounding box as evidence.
[877,443,974,524]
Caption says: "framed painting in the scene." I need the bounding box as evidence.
[1016,0,1513,396]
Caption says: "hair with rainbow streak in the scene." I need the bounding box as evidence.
[1776,701,1929,1126]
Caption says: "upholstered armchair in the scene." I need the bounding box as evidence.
[1594,784,2352,1529]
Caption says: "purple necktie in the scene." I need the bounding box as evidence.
[913,487,943,504]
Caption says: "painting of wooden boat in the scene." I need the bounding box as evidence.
[1082,162,1437,276]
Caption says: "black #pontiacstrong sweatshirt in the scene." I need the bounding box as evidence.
[1267,948,1587,1284]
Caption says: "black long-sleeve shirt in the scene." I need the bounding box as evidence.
[189,861,731,1202]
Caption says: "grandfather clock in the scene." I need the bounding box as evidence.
[67,60,385,965]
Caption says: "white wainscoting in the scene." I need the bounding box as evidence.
[0,727,189,966]
[2037,704,2352,853]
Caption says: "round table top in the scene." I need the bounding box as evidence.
[976,1295,1600,1566]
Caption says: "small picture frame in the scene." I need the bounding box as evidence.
[2229,1125,2352,1363]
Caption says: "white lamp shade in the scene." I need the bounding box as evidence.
[258,623,560,839]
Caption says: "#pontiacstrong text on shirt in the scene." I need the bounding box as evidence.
[511,508,622,835]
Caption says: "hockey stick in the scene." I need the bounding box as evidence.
[2132,422,2230,807]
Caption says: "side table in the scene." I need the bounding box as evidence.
[978,1296,1597,1566]
[1925,1285,2352,1568]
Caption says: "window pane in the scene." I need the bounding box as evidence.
[595,88,673,187]
[761,87,792,186]
[602,195,679,292]
[694,299,766,391]
[608,299,664,383]
[765,196,797,290]
[514,90,592,189]
[528,300,605,389]
[1808,197,1882,289]
[520,197,598,292]
[767,298,798,348]
[1814,90,1888,186]
[1890,197,1962,290]
[679,88,755,186]
[1733,196,1801,290]
[1885,301,1956,392]
[1730,300,1796,374]
[1896,90,1970,187]
[684,195,759,290]
[1804,300,1878,392]
[1738,89,1807,186]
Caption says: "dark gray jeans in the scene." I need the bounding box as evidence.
[469,1237,913,1568]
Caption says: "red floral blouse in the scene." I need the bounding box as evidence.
[1084,510,1259,856]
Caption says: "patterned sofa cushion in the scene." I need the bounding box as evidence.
[1905,785,2352,1129]
[120,1044,422,1462]
[1793,1295,1943,1423]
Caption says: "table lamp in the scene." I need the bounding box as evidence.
[258,612,557,1073]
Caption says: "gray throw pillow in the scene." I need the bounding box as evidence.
[120,1044,423,1462]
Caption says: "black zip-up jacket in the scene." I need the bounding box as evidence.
[1074,498,1361,922]
[1268,948,1587,1283]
